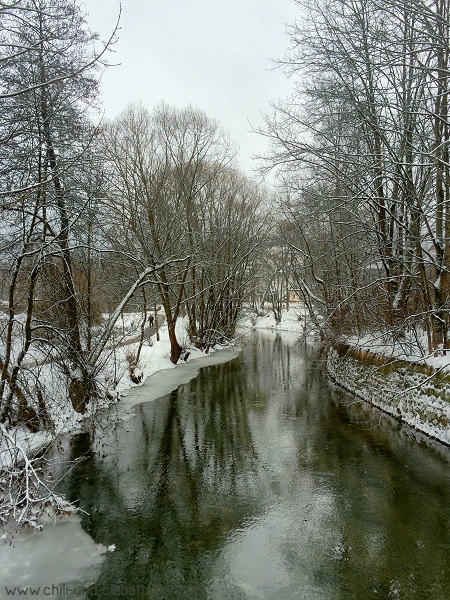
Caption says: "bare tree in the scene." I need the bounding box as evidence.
[0,0,121,423]
[0,0,126,532]
[183,168,269,349]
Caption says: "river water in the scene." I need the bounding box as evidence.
[59,331,450,599]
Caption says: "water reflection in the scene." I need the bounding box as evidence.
[62,355,267,599]
[61,332,450,599]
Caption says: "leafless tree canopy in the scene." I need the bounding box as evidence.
[262,0,450,355]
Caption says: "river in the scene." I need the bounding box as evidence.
[6,330,450,599]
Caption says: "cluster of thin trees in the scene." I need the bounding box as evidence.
[265,0,450,354]
[0,0,266,434]
[101,104,267,364]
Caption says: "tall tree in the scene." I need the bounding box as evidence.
[0,0,117,422]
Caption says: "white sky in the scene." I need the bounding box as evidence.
[81,0,300,177]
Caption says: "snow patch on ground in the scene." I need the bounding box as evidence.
[346,330,450,373]
[0,513,107,599]
[238,305,310,335]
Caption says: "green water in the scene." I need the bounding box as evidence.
[64,331,450,599]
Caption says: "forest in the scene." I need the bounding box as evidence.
[265,0,450,358]
[2,0,450,529]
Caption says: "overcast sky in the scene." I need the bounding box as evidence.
[81,0,300,178]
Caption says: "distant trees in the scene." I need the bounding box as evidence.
[263,0,450,353]
[101,103,267,361]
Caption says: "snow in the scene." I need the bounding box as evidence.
[0,428,52,469]
[0,514,107,600]
[333,331,450,446]
[238,304,310,334]
[345,330,450,373]
[114,344,242,418]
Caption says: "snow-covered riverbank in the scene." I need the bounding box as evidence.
[0,315,231,471]
[327,345,450,447]
[0,326,242,599]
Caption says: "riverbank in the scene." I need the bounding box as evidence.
[0,314,239,535]
[242,305,450,447]
[327,344,450,447]
[0,334,242,586]
[0,314,233,457]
